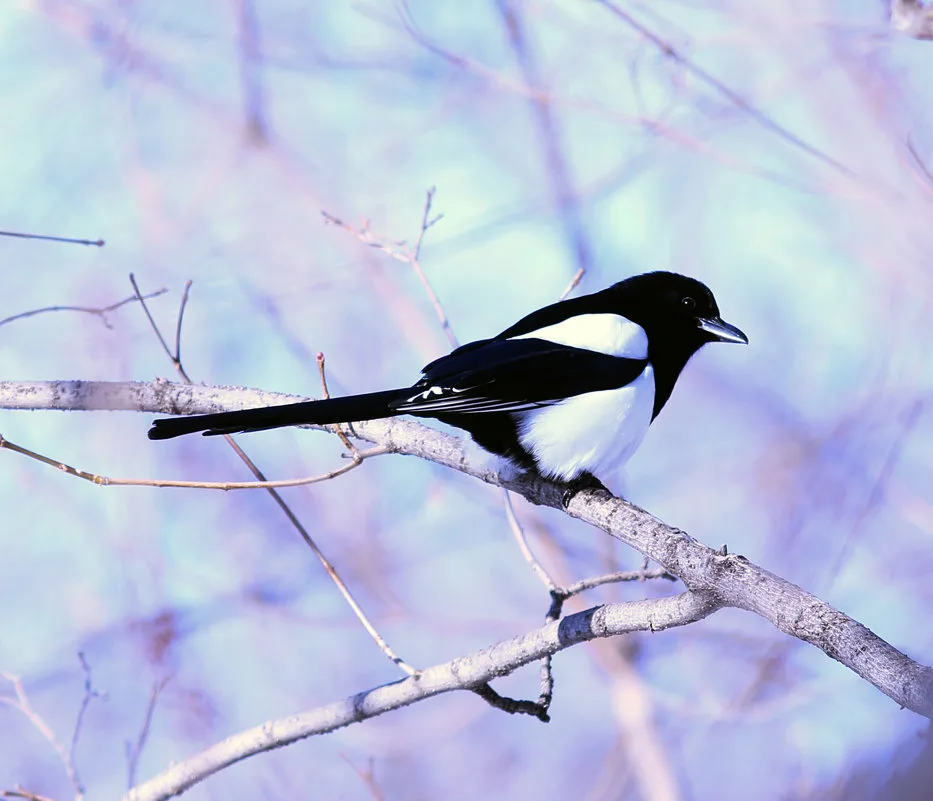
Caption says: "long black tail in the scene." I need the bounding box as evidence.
[147,388,410,440]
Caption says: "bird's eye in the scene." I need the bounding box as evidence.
[681,296,696,311]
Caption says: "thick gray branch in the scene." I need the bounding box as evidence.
[124,590,718,801]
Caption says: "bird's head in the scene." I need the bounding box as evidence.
[610,271,748,351]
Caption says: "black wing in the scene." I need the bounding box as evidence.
[392,338,647,416]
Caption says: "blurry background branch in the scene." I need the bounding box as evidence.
[1,378,930,724]
[891,0,933,39]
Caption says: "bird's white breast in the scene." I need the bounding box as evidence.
[516,364,656,482]
[511,313,654,481]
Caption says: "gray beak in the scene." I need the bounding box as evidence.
[698,316,748,344]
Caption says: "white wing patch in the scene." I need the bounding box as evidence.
[400,385,550,414]
[406,385,464,403]
[512,313,648,359]
[516,364,656,481]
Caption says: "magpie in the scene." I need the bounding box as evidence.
[148,271,746,497]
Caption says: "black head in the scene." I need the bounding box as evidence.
[609,271,748,348]
[607,271,747,419]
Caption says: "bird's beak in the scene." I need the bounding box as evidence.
[698,316,748,344]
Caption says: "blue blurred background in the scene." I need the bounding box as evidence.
[1,1,931,798]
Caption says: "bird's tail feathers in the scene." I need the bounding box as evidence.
[147,389,410,440]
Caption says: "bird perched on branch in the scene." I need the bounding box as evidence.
[149,271,747,499]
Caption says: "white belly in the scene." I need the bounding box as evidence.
[515,365,656,481]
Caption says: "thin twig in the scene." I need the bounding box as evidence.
[497,490,559,718]
[129,274,176,365]
[1,672,85,799]
[0,289,167,330]
[339,756,387,801]
[0,432,388,489]
[561,567,677,598]
[126,678,170,790]
[68,653,100,789]
[502,489,558,592]
[545,565,680,624]
[131,279,417,674]
[413,187,444,261]
[220,436,418,675]
[0,229,104,246]
[407,189,457,347]
[172,281,193,378]
[316,352,359,455]
[1,787,59,801]
[559,269,585,300]
[322,192,459,348]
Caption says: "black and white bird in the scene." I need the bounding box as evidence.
[148,272,746,495]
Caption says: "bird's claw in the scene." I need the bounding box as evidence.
[560,474,612,508]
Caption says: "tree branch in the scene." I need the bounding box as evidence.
[123,590,719,801]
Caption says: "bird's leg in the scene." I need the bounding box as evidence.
[560,472,612,508]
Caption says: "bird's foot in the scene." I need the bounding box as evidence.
[560,473,613,509]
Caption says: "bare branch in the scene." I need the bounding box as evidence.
[0,229,103,247]
[560,567,676,599]
[339,755,386,801]
[322,196,459,348]
[0,288,167,330]
[126,678,169,790]
[503,489,559,592]
[1,787,59,801]
[0,432,388,489]
[129,274,179,372]
[1,668,87,800]
[412,186,444,261]
[172,281,193,372]
[316,351,359,455]
[67,654,100,791]
[124,591,720,801]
